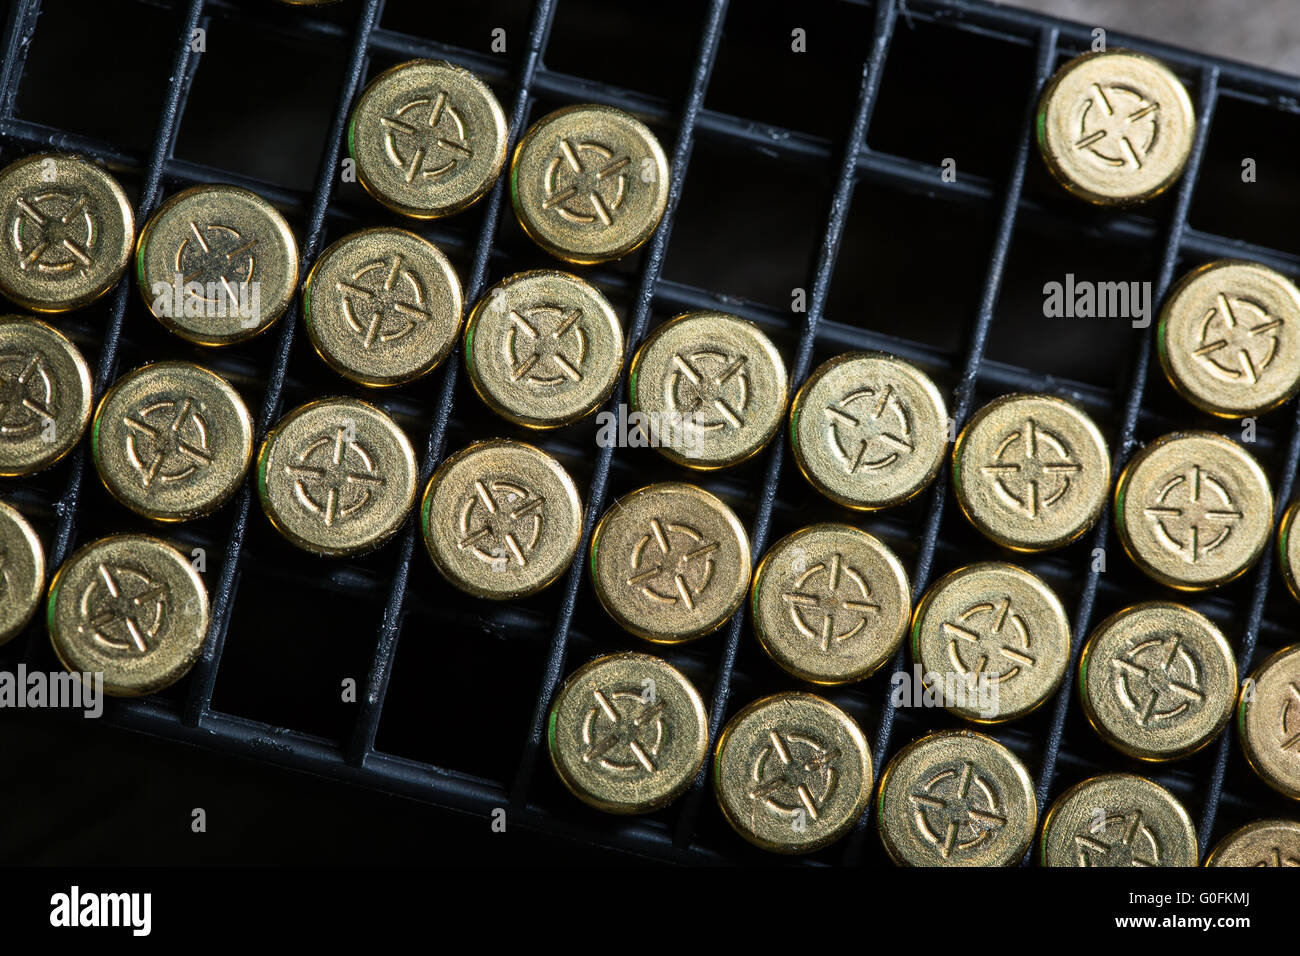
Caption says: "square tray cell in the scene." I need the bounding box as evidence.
[986,217,1157,390]
[707,0,873,141]
[13,0,178,154]
[211,528,392,743]
[381,0,531,63]
[545,0,701,104]
[1189,92,1300,258]
[869,19,1036,181]
[826,183,997,354]
[374,559,552,784]
[173,16,345,192]
[663,140,830,314]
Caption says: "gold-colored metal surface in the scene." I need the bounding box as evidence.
[1205,819,1300,867]
[421,438,582,600]
[463,270,622,428]
[510,104,669,264]
[1078,601,1235,761]
[1114,431,1272,590]
[911,562,1070,723]
[136,184,299,346]
[953,392,1110,551]
[1040,773,1199,866]
[0,153,133,313]
[1238,643,1300,801]
[257,397,417,556]
[590,482,750,643]
[790,351,948,510]
[750,523,909,685]
[303,228,463,386]
[1036,50,1195,205]
[90,362,253,523]
[0,500,44,645]
[46,533,209,697]
[875,729,1036,867]
[1278,498,1300,602]
[0,315,92,476]
[547,652,708,814]
[628,312,786,470]
[1158,260,1300,418]
[348,59,508,219]
[713,691,872,854]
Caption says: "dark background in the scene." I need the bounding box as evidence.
[1,0,1299,865]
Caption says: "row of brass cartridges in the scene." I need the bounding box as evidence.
[291,12,1190,222]
[414,258,1300,592]
[5,316,1298,740]
[0,55,673,542]
[1037,51,1300,422]
[0,52,1287,419]
[0,49,1225,318]
[297,251,1300,581]
[5,83,1296,576]
[591,494,1298,788]
[537,516,1300,838]
[0,46,1190,317]
[0,150,303,336]
[4,289,1299,725]
[7,270,1299,591]
[544,650,1300,864]
[7,501,1292,864]
[419,292,1300,594]
[0,59,669,316]
[0,56,664,690]
[0,57,673,541]
[12,51,1291,418]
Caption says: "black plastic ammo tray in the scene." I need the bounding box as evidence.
[1,0,1299,865]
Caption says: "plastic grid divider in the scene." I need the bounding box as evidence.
[60,0,204,567]
[847,21,1061,864]
[511,0,731,808]
[0,0,1297,864]
[182,0,384,728]
[348,0,559,768]
[1033,65,1223,855]
[674,0,901,858]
